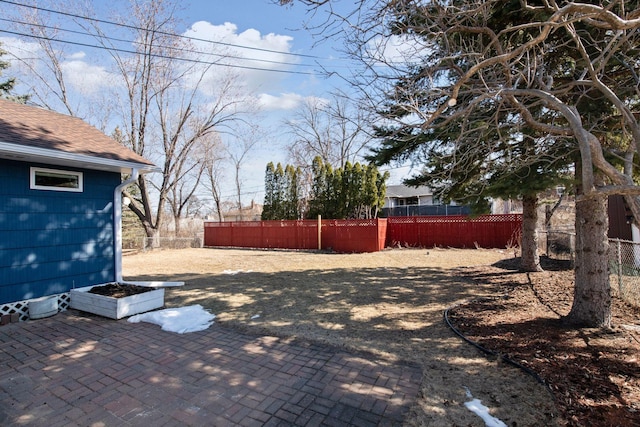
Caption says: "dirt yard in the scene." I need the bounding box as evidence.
[123,247,639,426]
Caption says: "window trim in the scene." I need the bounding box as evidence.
[30,167,84,192]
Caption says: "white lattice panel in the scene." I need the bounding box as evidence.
[0,293,70,322]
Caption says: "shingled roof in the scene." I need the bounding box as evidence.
[0,99,157,173]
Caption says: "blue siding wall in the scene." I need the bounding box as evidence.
[0,159,120,304]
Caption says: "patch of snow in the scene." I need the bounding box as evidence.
[463,387,507,427]
[127,305,215,334]
[222,269,253,275]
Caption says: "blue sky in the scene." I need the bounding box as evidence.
[181,0,353,112]
[1,0,407,207]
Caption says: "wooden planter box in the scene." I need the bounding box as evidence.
[70,284,165,319]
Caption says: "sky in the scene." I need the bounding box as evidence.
[0,0,410,210]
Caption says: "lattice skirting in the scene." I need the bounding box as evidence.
[1,293,70,322]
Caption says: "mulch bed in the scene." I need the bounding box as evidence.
[88,283,153,298]
[449,257,640,427]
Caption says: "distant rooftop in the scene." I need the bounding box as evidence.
[385,184,433,198]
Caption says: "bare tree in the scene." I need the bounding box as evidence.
[285,92,371,169]
[165,144,206,236]
[104,1,251,241]
[7,2,94,117]
[225,123,262,212]
[8,0,252,240]
[201,132,227,222]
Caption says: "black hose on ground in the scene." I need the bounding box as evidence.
[443,299,554,396]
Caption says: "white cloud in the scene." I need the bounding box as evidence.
[258,92,305,110]
[1,37,116,96]
[4,22,310,106]
[0,36,42,72]
[60,60,116,96]
[182,21,298,94]
[67,51,86,60]
[257,93,331,112]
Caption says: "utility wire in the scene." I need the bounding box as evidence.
[0,28,319,75]
[0,0,320,59]
[0,17,316,69]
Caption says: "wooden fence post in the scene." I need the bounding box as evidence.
[318,215,322,250]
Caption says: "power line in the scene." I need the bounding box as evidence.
[0,28,319,76]
[0,17,316,69]
[0,0,320,60]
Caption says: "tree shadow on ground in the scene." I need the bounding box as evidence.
[126,266,487,361]
[125,260,559,426]
[492,256,573,272]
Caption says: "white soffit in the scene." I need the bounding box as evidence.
[0,142,160,174]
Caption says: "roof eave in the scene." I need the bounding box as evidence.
[0,141,160,174]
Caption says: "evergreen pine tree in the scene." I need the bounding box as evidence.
[274,163,286,219]
[0,42,29,103]
[262,162,276,220]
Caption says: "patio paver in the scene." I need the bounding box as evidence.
[0,311,422,426]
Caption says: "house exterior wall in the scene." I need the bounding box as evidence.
[0,159,119,304]
[382,185,468,216]
[608,195,633,240]
[384,195,435,208]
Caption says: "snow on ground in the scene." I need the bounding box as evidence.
[464,387,507,427]
[127,305,215,333]
[222,269,253,275]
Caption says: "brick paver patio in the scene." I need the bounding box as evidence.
[0,311,422,426]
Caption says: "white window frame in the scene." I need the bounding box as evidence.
[30,167,84,192]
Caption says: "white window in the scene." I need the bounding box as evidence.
[30,167,83,192]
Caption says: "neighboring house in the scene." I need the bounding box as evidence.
[0,99,158,319]
[223,200,263,222]
[608,195,634,241]
[491,198,523,215]
[382,184,469,217]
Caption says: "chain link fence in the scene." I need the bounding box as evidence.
[539,230,575,262]
[142,235,203,251]
[539,231,640,307]
[609,238,640,308]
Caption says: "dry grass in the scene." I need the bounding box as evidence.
[124,247,558,426]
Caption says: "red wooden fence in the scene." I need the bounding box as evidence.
[386,214,522,249]
[204,218,387,253]
[204,214,521,253]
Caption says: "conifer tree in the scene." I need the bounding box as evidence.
[340,162,354,218]
[0,43,29,103]
[284,165,301,219]
[273,163,286,219]
[308,157,329,219]
[262,162,277,220]
[305,156,389,219]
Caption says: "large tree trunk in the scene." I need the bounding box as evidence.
[174,216,182,237]
[144,227,161,249]
[566,193,611,328]
[521,193,543,272]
